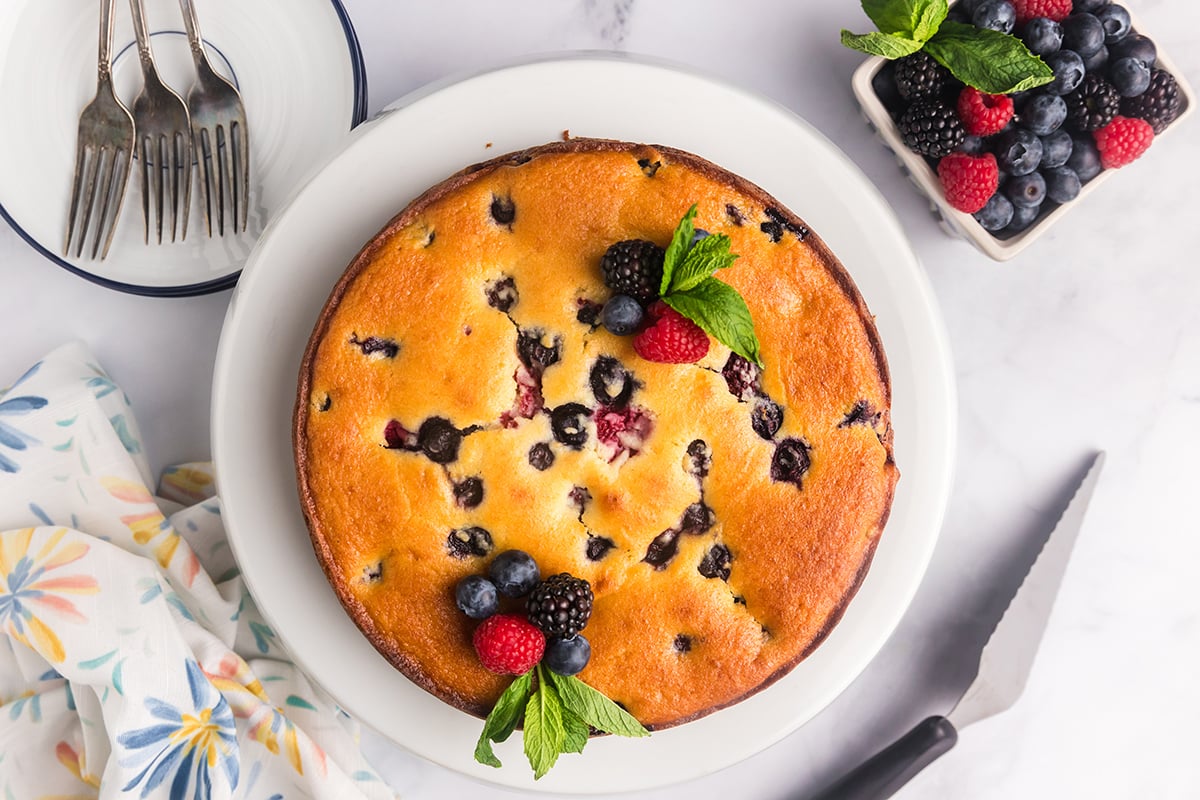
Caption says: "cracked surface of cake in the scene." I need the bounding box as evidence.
[294,139,898,729]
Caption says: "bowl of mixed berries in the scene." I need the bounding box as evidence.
[845,0,1194,260]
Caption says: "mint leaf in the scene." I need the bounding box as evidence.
[524,667,566,779]
[551,673,649,739]
[924,21,1053,93]
[839,30,924,60]
[560,708,590,755]
[666,233,739,295]
[474,670,532,768]
[861,0,946,40]
[663,278,763,368]
[660,205,698,295]
[911,0,949,42]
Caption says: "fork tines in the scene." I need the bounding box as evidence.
[65,138,134,260]
[196,116,249,236]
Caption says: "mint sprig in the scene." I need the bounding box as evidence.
[474,664,649,779]
[659,206,763,367]
[840,0,1053,95]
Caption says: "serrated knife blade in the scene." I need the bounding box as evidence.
[809,452,1106,800]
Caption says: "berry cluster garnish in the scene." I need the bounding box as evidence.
[851,0,1183,241]
[456,550,648,778]
[597,205,762,367]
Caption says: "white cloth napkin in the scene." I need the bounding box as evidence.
[0,342,395,799]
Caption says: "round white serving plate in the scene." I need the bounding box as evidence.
[0,0,366,296]
[212,54,957,794]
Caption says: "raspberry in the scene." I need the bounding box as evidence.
[1011,0,1072,24]
[633,301,710,364]
[472,613,545,675]
[600,240,665,305]
[527,573,594,638]
[937,152,1000,214]
[1093,116,1154,169]
[956,87,1014,137]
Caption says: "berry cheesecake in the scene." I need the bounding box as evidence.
[294,139,898,730]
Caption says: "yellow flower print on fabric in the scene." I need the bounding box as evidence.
[0,529,99,663]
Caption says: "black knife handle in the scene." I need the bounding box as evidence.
[808,716,958,800]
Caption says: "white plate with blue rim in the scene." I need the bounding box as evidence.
[212,54,957,794]
[0,0,367,297]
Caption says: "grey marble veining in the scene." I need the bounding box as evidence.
[2,0,1198,798]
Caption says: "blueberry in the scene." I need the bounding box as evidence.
[994,127,1044,175]
[1081,44,1109,74]
[1110,34,1155,68]
[488,550,540,598]
[1022,17,1063,56]
[590,356,635,408]
[528,441,555,471]
[1044,166,1082,203]
[550,403,591,449]
[1005,202,1041,233]
[455,575,499,619]
[453,477,484,509]
[1044,50,1085,96]
[972,0,1016,33]
[1067,135,1103,182]
[691,228,710,244]
[490,195,516,226]
[1040,129,1074,168]
[517,329,562,371]
[1019,93,1068,135]
[751,398,783,440]
[957,135,987,156]
[770,438,812,488]
[1062,14,1105,57]
[1096,5,1131,44]
[871,61,904,113]
[1109,57,1150,97]
[974,192,1015,231]
[601,294,644,336]
[418,417,463,464]
[1005,172,1047,208]
[1073,0,1108,12]
[544,634,591,676]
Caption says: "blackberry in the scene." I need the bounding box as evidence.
[893,52,950,101]
[600,240,665,305]
[897,100,966,158]
[1120,69,1182,133]
[527,573,593,638]
[722,353,761,401]
[1065,74,1120,132]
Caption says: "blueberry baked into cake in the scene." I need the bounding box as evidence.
[294,138,898,733]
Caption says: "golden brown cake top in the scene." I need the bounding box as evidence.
[295,139,897,730]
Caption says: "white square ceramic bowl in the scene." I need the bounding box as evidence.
[850,6,1195,261]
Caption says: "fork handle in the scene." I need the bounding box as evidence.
[128,0,160,76]
[97,0,118,81]
[177,0,212,69]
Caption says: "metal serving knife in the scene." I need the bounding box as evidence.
[811,452,1106,800]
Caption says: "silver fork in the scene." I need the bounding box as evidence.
[64,0,136,260]
[178,0,250,236]
[128,0,193,243]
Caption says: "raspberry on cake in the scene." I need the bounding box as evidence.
[294,139,897,731]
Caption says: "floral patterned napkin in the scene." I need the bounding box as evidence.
[0,342,395,799]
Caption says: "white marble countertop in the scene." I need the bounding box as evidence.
[3,1,1198,797]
